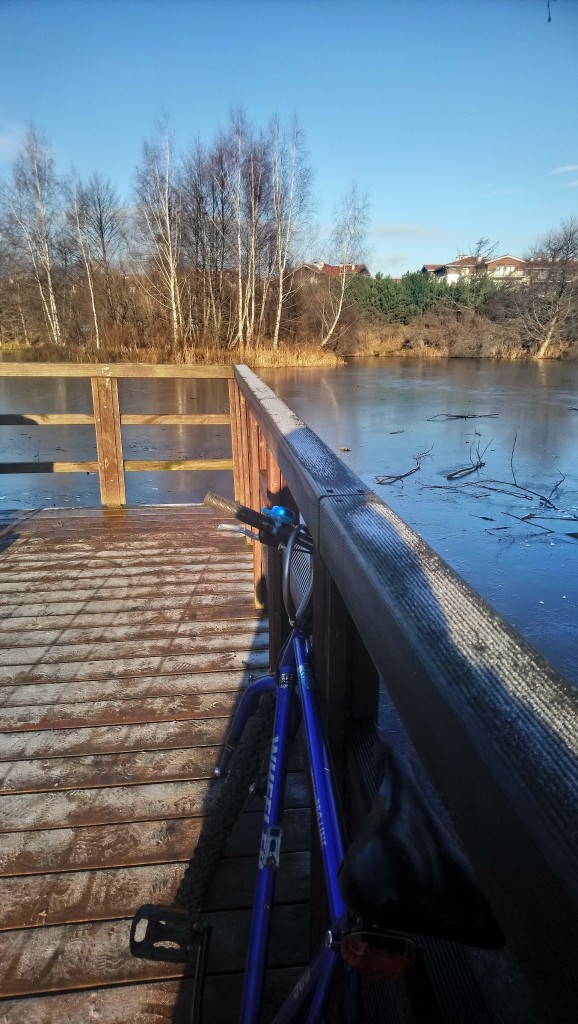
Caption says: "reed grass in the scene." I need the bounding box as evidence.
[0,338,345,367]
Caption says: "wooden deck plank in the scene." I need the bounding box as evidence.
[0,715,241,760]
[0,618,267,650]
[0,745,223,793]
[0,691,250,731]
[0,603,263,631]
[0,772,308,833]
[1,744,302,795]
[0,648,270,686]
[0,631,268,668]
[0,809,312,877]
[0,670,252,710]
[1,806,311,880]
[0,593,262,619]
[0,851,310,930]
[0,546,252,563]
[0,558,252,580]
[0,503,309,1020]
[0,969,306,1024]
[0,905,309,997]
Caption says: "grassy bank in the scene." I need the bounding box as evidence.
[351,310,578,361]
[0,339,345,367]
[2,312,576,365]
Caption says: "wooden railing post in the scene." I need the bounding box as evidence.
[228,378,243,504]
[90,375,126,507]
[309,558,378,954]
[265,449,298,667]
[248,410,266,608]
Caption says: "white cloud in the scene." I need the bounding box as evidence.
[566,179,578,188]
[486,187,516,197]
[551,164,578,175]
[369,222,442,240]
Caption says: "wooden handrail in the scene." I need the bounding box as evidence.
[0,363,235,506]
[0,362,234,378]
[232,364,578,1022]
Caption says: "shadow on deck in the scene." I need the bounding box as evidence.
[0,505,310,1023]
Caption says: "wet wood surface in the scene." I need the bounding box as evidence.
[0,505,310,1022]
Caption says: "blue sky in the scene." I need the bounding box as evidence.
[1,0,577,275]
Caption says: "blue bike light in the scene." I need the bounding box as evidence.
[261,505,295,526]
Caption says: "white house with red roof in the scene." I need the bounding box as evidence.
[422,255,527,284]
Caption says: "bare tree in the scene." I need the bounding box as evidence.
[470,237,500,261]
[214,112,273,349]
[270,116,313,349]
[1,126,63,345]
[520,218,578,358]
[134,124,184,349]
[65,175,101,347]
[180,139,238,345]
[79,174,126,326]
[320,184,369,348]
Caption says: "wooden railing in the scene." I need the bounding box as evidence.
[0,363,235,506]
[230,364,578,1023]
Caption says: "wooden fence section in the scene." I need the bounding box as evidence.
[230,364,578,1024]
[0,505,310,1023]
[0,363,236,507]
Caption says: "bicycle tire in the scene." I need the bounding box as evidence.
[175,691,276,913]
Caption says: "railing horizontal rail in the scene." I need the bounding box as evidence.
[124,459,233,472]
[234,363,578,1022]
[0,413,231,426]
[0,461,99,473]
[0,459,233,474]
[0,414,95,425]
[121,413,230,425]
[0,362,233,378]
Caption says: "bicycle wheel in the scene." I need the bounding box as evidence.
[175,690,276,913]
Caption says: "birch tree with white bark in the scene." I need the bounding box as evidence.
[520,218,578,358]
[65,175,102,348]
[134,124,184,349]
[1,126,63,345]
[320,183,369,348]
[270,116,313,348]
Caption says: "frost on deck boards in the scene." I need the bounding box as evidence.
[0,505,310,1024]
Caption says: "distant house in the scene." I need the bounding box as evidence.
[422,254,527,284]
[523,258,578,282]
[291,262,370,284]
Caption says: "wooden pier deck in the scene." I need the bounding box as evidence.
[0,505,310,1023]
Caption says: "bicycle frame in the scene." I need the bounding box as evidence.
[223,625,350,1023]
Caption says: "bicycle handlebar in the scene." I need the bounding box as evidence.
[204,491,314,626]
[204,491,272,534]
[204,491,303,547]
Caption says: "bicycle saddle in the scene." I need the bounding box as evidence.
[338,744,504,949]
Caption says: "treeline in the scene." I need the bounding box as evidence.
[351,271,499,323]
[0,117,367,354]
[0,118,576,359]
[352,221,578,359]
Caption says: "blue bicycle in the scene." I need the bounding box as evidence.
[131,493,503,1022]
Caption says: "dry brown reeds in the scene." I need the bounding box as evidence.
[1,337,344,368]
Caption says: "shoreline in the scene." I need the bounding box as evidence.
[1,343,575,367]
